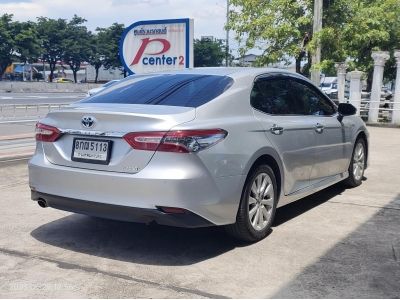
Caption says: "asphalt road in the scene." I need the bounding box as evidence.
[0,92,85,125]
[0,126,399,298]
[0,92,86,105]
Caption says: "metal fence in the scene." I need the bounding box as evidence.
[1,99,399,124]
[0,103,70,123]
[359,97,400,123]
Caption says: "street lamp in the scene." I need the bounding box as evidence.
[226,0,230,67]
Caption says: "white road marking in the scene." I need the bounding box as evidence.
[0,94,85,100]
[0,119,39,124]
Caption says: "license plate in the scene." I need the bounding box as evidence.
[71,138,112,165]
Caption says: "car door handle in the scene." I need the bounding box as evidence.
[270,125,284,135]
[315,123,324,134]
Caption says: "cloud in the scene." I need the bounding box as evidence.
[0,1,46,19]
[0,0,229,39]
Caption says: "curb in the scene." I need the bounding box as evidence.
[0,151,33,162]
[0,133,35,141]
[366,123,400,128]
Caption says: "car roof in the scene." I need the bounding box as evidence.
[125,67,316,89]
[150,67,303,80]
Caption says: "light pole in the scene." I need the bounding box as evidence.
[226,0,230,67]
[42,54,46,81]
[311,0,322,85]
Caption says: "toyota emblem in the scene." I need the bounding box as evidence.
[81,116,96,128]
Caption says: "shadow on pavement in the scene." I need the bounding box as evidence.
[272,195,400,298]
[31,183,346,266]
[31,215,238,266]
[273,183,346,226]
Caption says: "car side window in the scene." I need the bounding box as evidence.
[289,80,336,116]
[251,78,304,115]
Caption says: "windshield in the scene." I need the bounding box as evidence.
[320,82,332,88]
[81,74,234,108]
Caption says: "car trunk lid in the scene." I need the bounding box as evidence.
[40,103,195,173]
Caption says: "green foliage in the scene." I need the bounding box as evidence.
[62,15,92,82]
[0,14,15,78]
[0,14,41,78]
[229,0,400,81]
[14,21,41,64]
[0,14,126,82]
[87,33,104,83]
[96,23,125,71]
[318,0,400,80]
[36,16,68,82]
[194,39,225,67]
[228,0,313,72]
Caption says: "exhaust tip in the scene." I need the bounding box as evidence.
[37,199,47,208]
[157,206,186,214]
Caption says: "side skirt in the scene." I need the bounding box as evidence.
[277,171,349,208]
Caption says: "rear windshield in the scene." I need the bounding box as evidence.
[81,74,234,108]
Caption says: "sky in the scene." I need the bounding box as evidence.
[0,0,236,47]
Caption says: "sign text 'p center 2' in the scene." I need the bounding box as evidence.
[120,19,194,75]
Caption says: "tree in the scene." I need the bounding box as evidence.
[96,23,125,76]
[62,15,92,83]
[228,0,313,74]
[0,15,40,80]
[87,32,104,83]
[14,21,41,65]
[0,14,15,79]
[194,38,225,67]
[229,0,400,85]
[317,0,400,87]
[36,17,67,82]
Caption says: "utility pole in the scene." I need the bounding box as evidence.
[311,0,322,85]
[226,0,230,67]
[42,55,46,81]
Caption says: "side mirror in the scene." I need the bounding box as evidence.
[337,103,356,122]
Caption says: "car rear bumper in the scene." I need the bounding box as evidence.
[31,191,213,228]
[28,149,245,226]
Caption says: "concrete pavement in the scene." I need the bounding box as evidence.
[0,137,35,161]
[0,126,399,298]
[0,122,35,161]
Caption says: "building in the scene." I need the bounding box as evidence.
[86,65,124,83]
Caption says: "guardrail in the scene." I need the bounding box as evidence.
[0,103,70,123]
[2,99,399,124]
[359,98,400,123]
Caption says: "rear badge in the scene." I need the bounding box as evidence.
[81,116,96,129]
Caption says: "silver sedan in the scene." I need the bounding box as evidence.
[29,68,368,242]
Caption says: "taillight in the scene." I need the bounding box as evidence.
[123,129,227,153]
[35,122,61,142]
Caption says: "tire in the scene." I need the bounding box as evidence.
[226,164,278,243]
[344,138,367,187]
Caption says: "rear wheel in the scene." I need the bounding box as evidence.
[226,165,278,242]
[344,138,366,187]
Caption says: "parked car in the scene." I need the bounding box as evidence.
[381,86,393,100]
[320,77,338,98]
[29,68,369,242]
[55,78,74,83]
[87,80,120,97]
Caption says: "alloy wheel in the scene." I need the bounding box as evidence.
[353,142,365,181]
[248,173,274,231]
